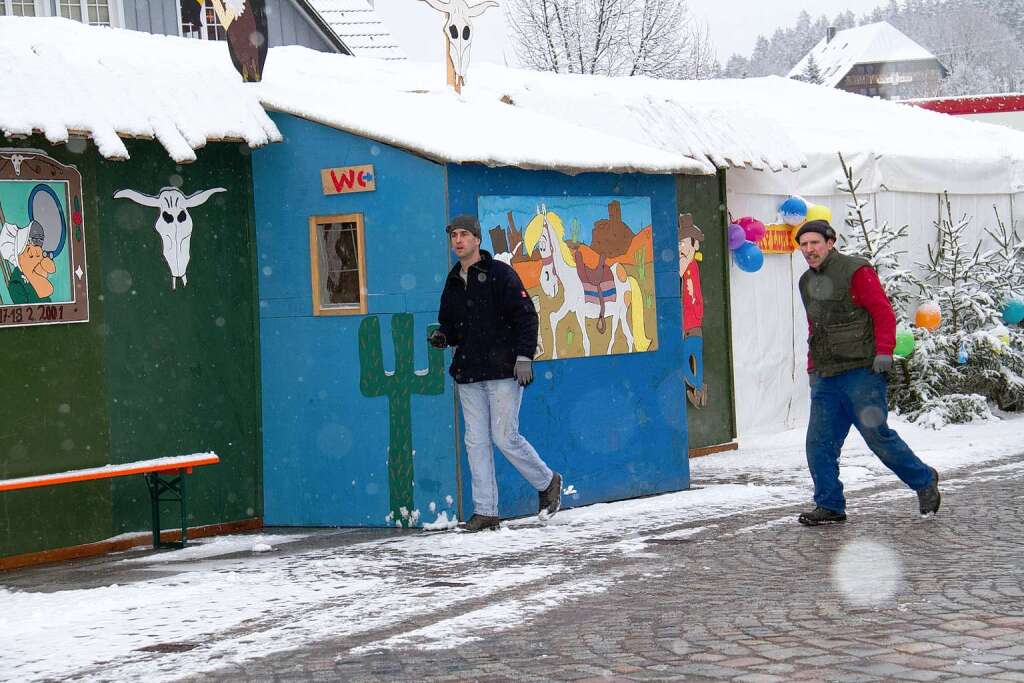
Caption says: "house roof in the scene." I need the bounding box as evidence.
[0,17,280,162]
[787,22,938,88]
[304,0,406,61]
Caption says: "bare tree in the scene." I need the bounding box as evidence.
[506,0,709,79]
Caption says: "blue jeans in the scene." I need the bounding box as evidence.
[807,367,933,514]
[457,379,553,517]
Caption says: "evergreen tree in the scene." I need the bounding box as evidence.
[835,152,921,325]
[800,54,823,84]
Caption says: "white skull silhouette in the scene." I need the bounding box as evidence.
[114,186,226,289]
[419,0,499,84]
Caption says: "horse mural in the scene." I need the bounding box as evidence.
[523,207,652,360]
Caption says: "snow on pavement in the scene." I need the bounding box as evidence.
[1,414,1021,681]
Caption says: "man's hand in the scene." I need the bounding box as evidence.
[514,358,533,387]
[808,371,818,389]
[872,354,893,374]
[427,329,447,349]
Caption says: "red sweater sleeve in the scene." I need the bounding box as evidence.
[850,266,896,355]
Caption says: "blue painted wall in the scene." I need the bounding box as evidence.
[252,113,458,526]
[447,166,690,519]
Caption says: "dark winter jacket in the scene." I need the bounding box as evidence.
[437,250,538,384]
[800,250,885,377]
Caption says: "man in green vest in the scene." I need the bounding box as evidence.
[796,219,940,526]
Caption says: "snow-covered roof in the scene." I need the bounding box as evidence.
[257,48,709,175]
[0,17,280,162]
[306,0,406,61]
[788,22,938,89]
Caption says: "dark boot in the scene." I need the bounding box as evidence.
[798,506,847,526]
[461,514,500,532]
[539,472,562,516]
[917,467,941,516]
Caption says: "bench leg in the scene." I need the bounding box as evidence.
[145,471,189,550]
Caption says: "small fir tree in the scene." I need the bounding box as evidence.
[801,53,823,84]
[835,152,921,325]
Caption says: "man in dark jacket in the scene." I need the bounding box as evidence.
[430,214,562,532]
[796,219,940,526]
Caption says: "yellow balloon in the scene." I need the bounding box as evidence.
[806,204,832,223]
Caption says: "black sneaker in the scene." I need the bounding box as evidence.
[461,514,500,532]
[539,472,562,516]
[917,467,941,516]
[798,506,847,526]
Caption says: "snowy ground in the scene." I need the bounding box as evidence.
[1,414,1022,682]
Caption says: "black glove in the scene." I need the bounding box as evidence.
[871,354,893,374]
[514,358,534,387]
[427,329,447,349]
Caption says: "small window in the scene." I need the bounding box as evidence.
[180,0,226,41]
[309,214,367,316]
[3,0,38,16]
[58,0,114,25]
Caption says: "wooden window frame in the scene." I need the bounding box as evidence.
[309,213,368,317]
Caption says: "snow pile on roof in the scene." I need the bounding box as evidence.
[788,21,937,88]
[257,47,710,175]
[307,0,406,61]
[0,17,280,162]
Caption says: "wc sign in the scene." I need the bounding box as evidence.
[321,164,376,196]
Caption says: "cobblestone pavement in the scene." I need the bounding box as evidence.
[192,455,1024,682]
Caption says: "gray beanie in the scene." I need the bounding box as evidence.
[446,214,481,239]
[795,219,836,242]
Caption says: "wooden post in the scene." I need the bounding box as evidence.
[445,36,461,94]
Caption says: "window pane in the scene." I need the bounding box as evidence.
[317,221,362,309]
[59,0,83,21]
[203,0,227,41]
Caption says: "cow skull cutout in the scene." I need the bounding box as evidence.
[114,186,226,289]
[418,0,499,90]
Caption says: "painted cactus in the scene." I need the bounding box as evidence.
[358,314,445,524]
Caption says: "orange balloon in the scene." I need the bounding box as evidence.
[915,304,942,331]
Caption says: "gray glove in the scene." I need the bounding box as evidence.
[872,354,893,374]
[427,329,447,349]
[808,371,818,389]
[514,358,534,387]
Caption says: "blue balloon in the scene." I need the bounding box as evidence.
[734,241,764,273]
[779,196,808,226]
[1003,299,1024,325]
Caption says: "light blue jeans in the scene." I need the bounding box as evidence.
[457,378,553,517]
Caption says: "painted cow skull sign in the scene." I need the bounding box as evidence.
[114,186,226,289]
[418,0,499,89]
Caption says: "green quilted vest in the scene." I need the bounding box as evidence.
[799,250,875,377]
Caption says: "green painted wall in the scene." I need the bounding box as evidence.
[0,137,262,558]
[677,172,737,449]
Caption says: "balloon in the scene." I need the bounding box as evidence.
[915,302,941,331]
[779,196,808,226]
[742,219,766,243]
[1002,299,1024,325]
[894,328,915,357]
[805,204,832,223]
[733,241,764,273]
[727,223,746,250]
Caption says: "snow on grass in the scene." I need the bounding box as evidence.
[1,413,1022,681]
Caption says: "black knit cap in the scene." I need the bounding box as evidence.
[446,214,481,239]
[795,219,836,243]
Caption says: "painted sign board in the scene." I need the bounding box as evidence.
[321,164,376,196]
[758,224,797,254]
[0,150,89,328]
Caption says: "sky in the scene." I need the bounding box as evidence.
[375,0,889,66]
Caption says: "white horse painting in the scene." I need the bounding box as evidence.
[523,208,652,360]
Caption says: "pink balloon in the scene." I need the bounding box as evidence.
[742,219,766,243]
[727,224,746,250]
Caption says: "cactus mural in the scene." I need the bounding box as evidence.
[358,314,445,524]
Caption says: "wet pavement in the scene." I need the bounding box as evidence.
[201,455,1024,682]
[5,453,1024,682]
